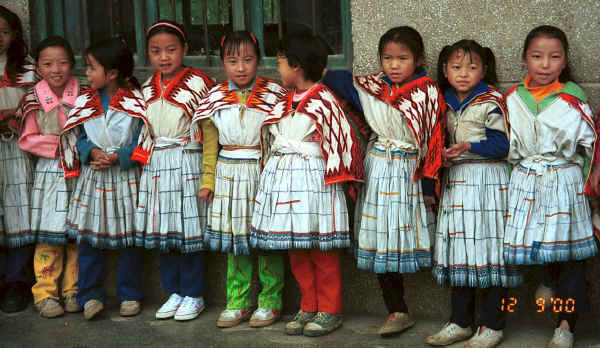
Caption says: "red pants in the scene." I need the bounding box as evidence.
[289,249,342,314]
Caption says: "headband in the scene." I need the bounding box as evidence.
[220,32,257,47]
[146,22,186,40]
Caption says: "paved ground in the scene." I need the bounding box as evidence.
[1,303,599,348]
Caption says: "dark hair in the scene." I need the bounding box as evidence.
[277,32,327,83]
[85,37,140,89]
[378,26,424,66]
[34,36,76,67]
[220,30,261,62]
[522,25,571,82]
[0,6,27,81]
[146,19,186,46]
[436,39,497,92]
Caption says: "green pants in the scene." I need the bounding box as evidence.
[226,253,284,310]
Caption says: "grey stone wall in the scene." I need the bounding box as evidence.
[350,0,600,107]
[0,0,30,47]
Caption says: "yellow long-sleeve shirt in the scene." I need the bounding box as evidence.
[199,118,219,192]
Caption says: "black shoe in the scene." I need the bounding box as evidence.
[0,282,31,313]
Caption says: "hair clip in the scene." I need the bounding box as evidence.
[220,34,227,47]
[249,32,257,44]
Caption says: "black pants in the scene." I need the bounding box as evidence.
[378,273,408,313]
[541,261,588,332]
[450,286,507,330]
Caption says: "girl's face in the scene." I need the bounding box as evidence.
[523,36,566,87]
[148,32,188,81]
[276,54,300,88]
[85,54,110,90]
[37,46,73,93]
[222,42,258,90]
[380,42,419,85]
[443,49,486,101]
[0,17,13,55]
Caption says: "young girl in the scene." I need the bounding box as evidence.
[0,5,36,314]
[503,25,597,348]
[322,26,444,336]
[425,40,521,348]
[59,37,147,320]
[17,36,84,318]
[133,20,218,321]
[250,33,363,337]
[192,31,287,328]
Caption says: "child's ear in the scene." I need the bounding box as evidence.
[442,63,449,78]
[183,43,189,56]
[106,69,119,82]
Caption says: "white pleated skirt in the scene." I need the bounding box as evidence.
[67,164,139,249]
[355,146,435,274]
[433,160,522,288]
[135,143,208,253]
[503,162,597,265]
[31,157,72,244]
[250,152,351,251]
[0,139,34,247]
[205,154,260,255]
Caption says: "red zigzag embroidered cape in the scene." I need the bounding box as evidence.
[261,84,364,186]
[354,73,446,182]
[132,66,215,164]
[2,57,38,135]
[191,76,287,141]
[59,84,148,178]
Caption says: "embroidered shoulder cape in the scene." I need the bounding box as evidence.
[262,84,364,186]
[2,57,39,134]
[354,73,446,181]
[132,66,215,164]
[59,84,148,178]
[191,76,286,141]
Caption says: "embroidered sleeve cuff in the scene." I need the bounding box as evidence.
[131,146,150,164]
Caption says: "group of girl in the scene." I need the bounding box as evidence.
[0,4,597,348]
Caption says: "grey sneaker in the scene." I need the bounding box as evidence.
[83,299,104,320]
[464,327,503,348]
[63,294,81,313]
[378,312,416,337]
[285,310,317,335]
[548,327,574,348]
[303,312,343,337]
[425,322,472,346]
[120,300,141,317]
[35,298,64,318]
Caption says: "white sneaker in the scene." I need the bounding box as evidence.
[464,327,503,348]
[156,293,183,319]
[548,327,574,348]
[174,296,205,321]
[217,308,251,328]
[425,322,473,346]
[249,308,280,327]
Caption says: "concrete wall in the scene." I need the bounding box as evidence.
[2,0,600,325]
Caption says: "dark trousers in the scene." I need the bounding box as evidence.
[541,261,588,331]
[76,242,144,306]
[378,273,408,313]
[450,286,507,330]
[159,251,205,297]
[0,246,33,284]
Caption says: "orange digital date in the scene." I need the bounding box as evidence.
[500,297,575,313]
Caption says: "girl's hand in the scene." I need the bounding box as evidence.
[441,148,453,167]
[445,143,470,159]
[90,149,115,171]
[197,188,214,203]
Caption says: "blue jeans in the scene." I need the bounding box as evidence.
[77,242,143,305]
[159,252,205,297]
